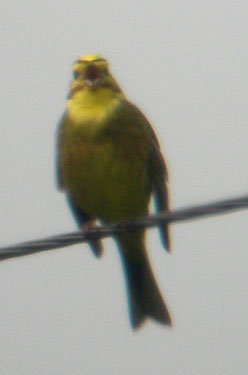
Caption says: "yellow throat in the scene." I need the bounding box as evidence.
[66,54,125,124]
[66,87,124,124]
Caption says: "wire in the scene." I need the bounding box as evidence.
[0,194,247,261]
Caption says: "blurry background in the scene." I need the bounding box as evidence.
[0,1,248,374]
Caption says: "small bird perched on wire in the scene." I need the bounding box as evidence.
[56,54,172,329]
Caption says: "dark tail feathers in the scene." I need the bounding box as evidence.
[120,250,172,329]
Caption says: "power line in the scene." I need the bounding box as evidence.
[0,194,247,261]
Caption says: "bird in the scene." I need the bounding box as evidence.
[56,54,172,329]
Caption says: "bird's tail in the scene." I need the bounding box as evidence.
[117,233,172,329]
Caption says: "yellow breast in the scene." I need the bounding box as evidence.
[66,87,124,124]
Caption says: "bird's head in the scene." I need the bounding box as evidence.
[69,54,122,98]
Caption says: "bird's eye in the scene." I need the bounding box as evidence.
[73,71,79,80]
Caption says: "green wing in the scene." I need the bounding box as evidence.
[148,135,170,251]
[115,101,171,251]
[56,114,67,190]
[144,112,170,252]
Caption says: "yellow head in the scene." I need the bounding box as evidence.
[69,54,122,98]
[66,54,125,123]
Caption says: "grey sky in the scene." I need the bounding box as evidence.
[0,1,248,374]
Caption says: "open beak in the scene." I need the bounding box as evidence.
[84,64,102,88]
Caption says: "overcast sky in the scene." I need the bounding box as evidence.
[0,1,248,374]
